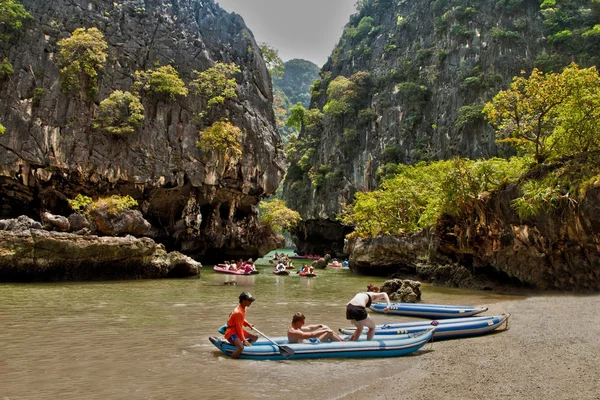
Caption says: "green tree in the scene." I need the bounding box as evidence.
[134,65,188,99]
[286,102,306,130]
[484,64,600,162]
[323,76,357,116]
[57,27,108,99]
[0,0,31,43]
[259,43,284,80]
[191,62,240,108]
[94,90,144,135]
[197,120,242,159]
[259,199,301,232]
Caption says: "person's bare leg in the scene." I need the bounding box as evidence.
[365,317,377,341]
[231,338,244,359]
[349,322,363,341]
[246,332,258,344]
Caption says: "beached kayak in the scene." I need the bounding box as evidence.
[209,328,434,360]
[339,314,510,340]
[213,266,257,275]
[370,302,488,318]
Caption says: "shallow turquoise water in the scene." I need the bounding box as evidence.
[0,249,523,399]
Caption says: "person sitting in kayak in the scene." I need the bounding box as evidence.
[287,312,344,344]
[346,285,391,341]
[275,262,286,272]
[224,292,258,359]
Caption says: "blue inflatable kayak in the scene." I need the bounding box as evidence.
[339,313,510,340]
[370,302,488,318]
[209,328,434,360]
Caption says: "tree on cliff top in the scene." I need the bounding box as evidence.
[260,43,284,81]
[484,64,600,162]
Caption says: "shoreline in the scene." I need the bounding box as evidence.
[335,294,600,399]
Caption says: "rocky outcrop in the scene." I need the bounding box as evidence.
[378,279,422,303]
[0,0,285,260]
[436,181,600,291]
[0,228,201,281]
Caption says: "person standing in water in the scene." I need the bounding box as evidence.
[224,292,258,359]
[346,284,390,341]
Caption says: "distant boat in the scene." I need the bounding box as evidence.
[213,266,257,275]
[339,314,510,340]
[370,302,488,318]
[273,269,290,275]
[209,328,434,360]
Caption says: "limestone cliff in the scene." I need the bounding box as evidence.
[282,0,599,256]
[0,0,285,261]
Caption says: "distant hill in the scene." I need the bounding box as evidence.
[273,59,320,143]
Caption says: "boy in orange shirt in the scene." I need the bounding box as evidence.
[224,291,258,359]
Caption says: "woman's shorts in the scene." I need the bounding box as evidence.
[346,304,368,321]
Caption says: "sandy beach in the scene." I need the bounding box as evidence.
[335,294,600,400]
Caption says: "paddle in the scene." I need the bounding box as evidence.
[252,327,295,359]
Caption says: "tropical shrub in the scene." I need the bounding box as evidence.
[57,27,108,99]
[191,62,240,108]
[68,194,137,214]
[134,65,188,99]
[0,57,13,79]
[259,199,301,233]
[94,90,144,135]
[0,123,5,135]
[0,0,31,43]
[197,120,242,158]
[340,157,529,237]
[323,76,357,116]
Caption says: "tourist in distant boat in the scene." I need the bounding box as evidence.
[274,252,279,259]
[346,285,390,341]
[342,260,349,268]
[275,262,286,272]
[224,292,258,359]
[287,312,344,344]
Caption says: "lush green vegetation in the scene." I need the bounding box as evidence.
[57,27,108,99]
[191,62,240,108]
[0,123,5,135]
[0,0,31,43]
[68,194,138,214]
[340,157,529,237]
[197,120,242,159]
[259,199,301,233]
[134,65,188,99]
[484,64,600,163]
[94,90,144,135]
[0,57,14,79]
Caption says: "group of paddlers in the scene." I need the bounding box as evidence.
[222,285,392,358]
[219,259,257,274]
[273,255,315,274]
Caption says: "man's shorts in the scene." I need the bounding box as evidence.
[227,331,250,344]
[346,304,368,321]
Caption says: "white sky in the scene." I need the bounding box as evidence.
[215,0,358,67]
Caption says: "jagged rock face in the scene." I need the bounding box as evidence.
[0,0,285,259]
[437,182,600,291]
[282,0,553,249]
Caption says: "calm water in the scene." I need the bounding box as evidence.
[0,249,524,400]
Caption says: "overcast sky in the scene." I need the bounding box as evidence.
[215,0,357,67]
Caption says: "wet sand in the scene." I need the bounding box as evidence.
[337,294,600,400]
